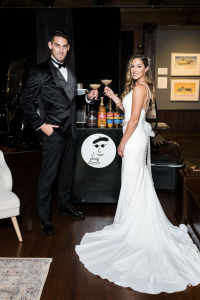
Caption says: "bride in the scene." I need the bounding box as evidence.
[75,54,200,294]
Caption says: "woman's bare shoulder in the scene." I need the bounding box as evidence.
[132,84,146,95]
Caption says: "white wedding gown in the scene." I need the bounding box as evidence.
[75,83,200,294]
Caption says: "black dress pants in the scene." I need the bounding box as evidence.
[38,130,76,222]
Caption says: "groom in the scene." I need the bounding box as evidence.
[21,30,98,235]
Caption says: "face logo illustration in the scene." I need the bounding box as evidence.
[81,134,116,168]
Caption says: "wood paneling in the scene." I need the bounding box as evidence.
[177,110,184,134]
[105,0,200,5]
[171,110,178,134]
[3,0,200,26]
[165,110,172,132]
[120,8,200,25]
[156,110,200,134]
[105,0,150,5]
[189,110,196,133]
[4,0,45,6]
[197,111,200,133]
[53,0,93,7]
[183,111,190,134]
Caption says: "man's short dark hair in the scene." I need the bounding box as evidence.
[51,30,69,43]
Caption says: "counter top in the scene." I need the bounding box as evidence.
[77,127,123,130]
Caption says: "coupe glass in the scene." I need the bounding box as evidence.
[101,79,112,95]
[89,83,101,100]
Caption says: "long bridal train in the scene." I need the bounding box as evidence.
[75,84,200,294]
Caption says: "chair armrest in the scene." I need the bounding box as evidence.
[0,151,13,191]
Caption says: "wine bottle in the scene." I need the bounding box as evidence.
[120,109,124,126]
[98,97,107,128]
[107,99,114,128]
[87,104,97,128]
[114,95,121,128]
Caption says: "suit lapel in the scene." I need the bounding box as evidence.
[48,59,68,101]
[66,65,76,100]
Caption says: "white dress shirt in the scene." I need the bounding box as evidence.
[51,55,68,81]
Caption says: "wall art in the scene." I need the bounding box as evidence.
[171,53,200,76]
[170,79,199,101]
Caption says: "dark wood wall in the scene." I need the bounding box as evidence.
[156,110,200,134]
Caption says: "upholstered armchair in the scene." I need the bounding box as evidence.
[0,150,22,242]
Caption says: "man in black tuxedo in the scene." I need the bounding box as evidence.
[21,30,97,235]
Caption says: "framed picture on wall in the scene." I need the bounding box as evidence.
[171,53,200,76]
[170,79,199,101]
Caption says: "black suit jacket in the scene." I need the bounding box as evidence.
[20,57,77,139]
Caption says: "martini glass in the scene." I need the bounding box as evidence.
[90,83,101,100]
[101,79,112,96]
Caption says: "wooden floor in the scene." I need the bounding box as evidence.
[0,134,200,300]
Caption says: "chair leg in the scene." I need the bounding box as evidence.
[11,217,23,242]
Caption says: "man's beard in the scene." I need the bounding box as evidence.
[52,53,66,63]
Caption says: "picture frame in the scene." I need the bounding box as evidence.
[171,53,200,76]
[157,77,167,89]
[146,100,158,120]
[170,79,199,102]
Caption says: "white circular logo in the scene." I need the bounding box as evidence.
[81,133,116,168]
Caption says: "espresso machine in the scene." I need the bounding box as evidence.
[76,83,89,127]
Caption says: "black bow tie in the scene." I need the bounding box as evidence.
[51,57,66,69]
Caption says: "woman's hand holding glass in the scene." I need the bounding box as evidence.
[104,86,114,98]
[104,87,123,110]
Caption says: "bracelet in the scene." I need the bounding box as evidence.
[116,102,123,106]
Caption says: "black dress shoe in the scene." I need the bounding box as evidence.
[41,220,54,235]
[58,205,85,219]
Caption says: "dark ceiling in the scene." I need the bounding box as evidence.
[1,0,200,24]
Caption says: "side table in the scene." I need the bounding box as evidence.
[185,187,200,249]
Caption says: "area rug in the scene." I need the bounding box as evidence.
[0,258,52,300]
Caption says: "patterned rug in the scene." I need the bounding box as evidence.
[0,258,52,300]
